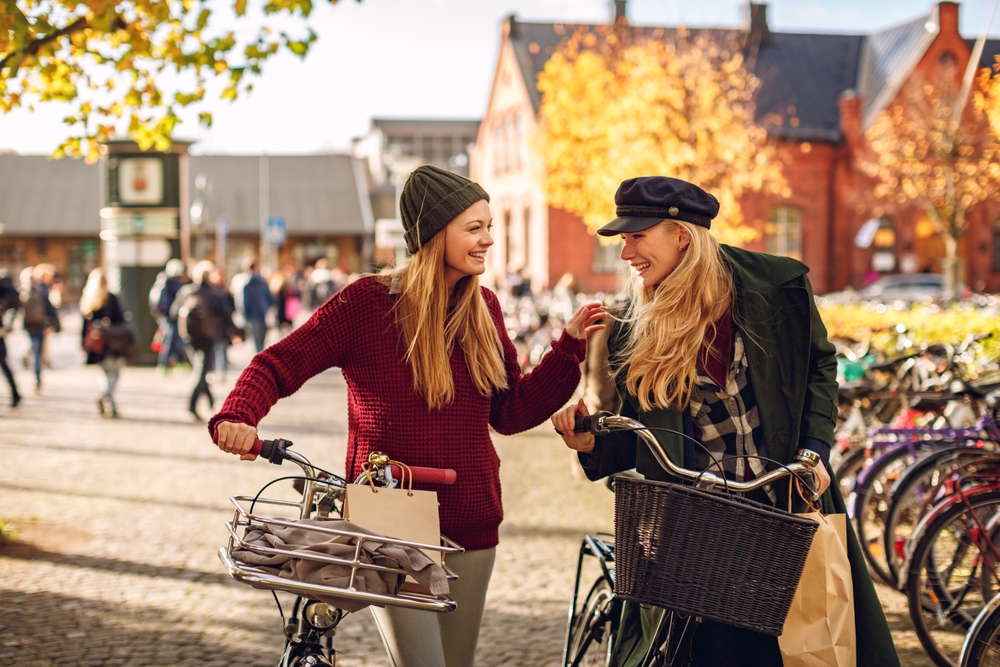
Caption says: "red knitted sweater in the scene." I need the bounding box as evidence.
[209,276,587,550]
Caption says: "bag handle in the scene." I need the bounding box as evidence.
[361,452,415,496]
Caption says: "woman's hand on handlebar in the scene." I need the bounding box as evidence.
[552,399,595,454]
[810,460,831,496]
[216,421,259,461]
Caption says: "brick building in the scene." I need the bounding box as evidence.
[473,1,1000,295]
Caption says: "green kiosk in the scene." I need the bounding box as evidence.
[100,140,192,366]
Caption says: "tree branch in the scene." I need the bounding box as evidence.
[1,16,90,73]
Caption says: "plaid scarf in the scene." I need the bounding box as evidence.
[689,331,772,500]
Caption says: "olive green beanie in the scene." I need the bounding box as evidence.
[400,165,490,254]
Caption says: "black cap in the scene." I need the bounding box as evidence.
[597,177,720,236]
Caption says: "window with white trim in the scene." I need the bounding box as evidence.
[765,206,803,261]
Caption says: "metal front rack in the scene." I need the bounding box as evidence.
[221,494,463,613]
[219,446,464,614]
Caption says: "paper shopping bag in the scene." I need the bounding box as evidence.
[778,512,856,667]
[343,483,442,565]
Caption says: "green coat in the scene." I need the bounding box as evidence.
[583,245,899,667]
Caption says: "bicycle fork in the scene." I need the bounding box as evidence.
[641,609,699,667]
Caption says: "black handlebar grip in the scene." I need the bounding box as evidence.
[574,415,596,433]
[250,438,292,465]
[573,412,615,433]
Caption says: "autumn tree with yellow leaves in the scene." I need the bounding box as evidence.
[536,26,788,246]
[0,0,356,161]
[976,62,1000,149]
[861,73,1000,296]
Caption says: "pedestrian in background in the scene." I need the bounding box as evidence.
[269,266,300,333]
[22,263,60,393]
[211,165,607,667]
[173,261,237,421]
[209,266,239,382]
[241,258,273,352]
[80,268,129,418]
[0,272,21,407]
[151,259,191,373]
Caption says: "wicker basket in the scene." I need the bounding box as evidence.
[613,475,819,636]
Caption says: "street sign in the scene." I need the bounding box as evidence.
[265,216,287,246]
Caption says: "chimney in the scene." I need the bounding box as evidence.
[743,3,770,44]
[611,0,627,24]
[935,2,958,36]
[503,14,517,39]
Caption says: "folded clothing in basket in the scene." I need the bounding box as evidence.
[232,517,449,612]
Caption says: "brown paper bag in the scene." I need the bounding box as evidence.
[778,512,856,667]
[343,483,442,565]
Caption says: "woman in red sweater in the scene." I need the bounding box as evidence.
[210,165,606,667]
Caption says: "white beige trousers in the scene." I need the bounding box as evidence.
[371,547,496,667]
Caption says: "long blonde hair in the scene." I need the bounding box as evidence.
[79,268,108,317]
[614,221,736,412]
[387,233,508,409]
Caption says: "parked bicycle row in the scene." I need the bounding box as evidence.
[831,330,1000,666]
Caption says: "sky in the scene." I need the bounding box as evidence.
[2,0,999,156]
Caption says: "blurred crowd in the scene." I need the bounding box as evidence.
[0,256,357,418]
[148,257,355,419]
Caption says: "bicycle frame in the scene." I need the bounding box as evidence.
[564,532,616,667]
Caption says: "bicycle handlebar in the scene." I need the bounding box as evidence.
[389,464,457,485]
[574,413,821,503]
[250,439,457,485]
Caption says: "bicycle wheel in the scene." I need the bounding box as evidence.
[884,447,998,588]
[906,488,1000,667]
[833,446,868,506]
[853,444,922,586]
[961,594,1000,667]
[566,577,619,667]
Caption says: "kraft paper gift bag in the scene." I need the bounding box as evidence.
[778,512,856,667]
[343,482,442,566]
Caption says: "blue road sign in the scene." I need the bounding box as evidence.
[265,216,286,246]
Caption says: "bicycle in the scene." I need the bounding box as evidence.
[882,446,1000,587]
[849,382,1000,586]
[218,438,463,667]
[563,413,822,667]
[902,470,1000,667]
[960,591,1000,666]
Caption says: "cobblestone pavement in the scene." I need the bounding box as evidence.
[0,318,936,666]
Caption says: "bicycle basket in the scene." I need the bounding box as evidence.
[219,494,462,614]
[613,475,818,636]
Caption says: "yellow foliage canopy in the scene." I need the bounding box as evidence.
[975,59,1000,147]
[1,0,341,161]
[536,28,789,246]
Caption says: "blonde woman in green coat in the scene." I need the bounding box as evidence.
[552,176,899,667]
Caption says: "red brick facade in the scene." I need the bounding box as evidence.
[477,2,1000,295]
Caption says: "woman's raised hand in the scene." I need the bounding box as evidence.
[565,302,608,339]
[551,398,596,454]
[215,421,259,461]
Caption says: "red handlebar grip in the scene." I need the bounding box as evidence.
[250,438,263,456]
[389,464,457,485]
